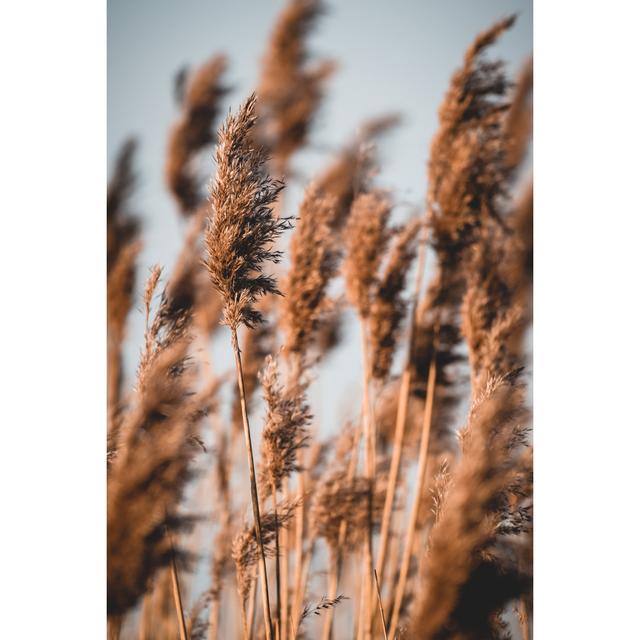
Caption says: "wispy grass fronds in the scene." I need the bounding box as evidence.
[107,139,141,434]
[166,54,229,214]
[311,472,384,552]
[369,218,422,381]
[136,268,193,390]
[343,190,393,319]
[107,138,140,272]
[259,355,312,495]
[107,240,141,412]
[204,93,290,333]
[257,0,335,174]
[232,500,299,606]
[410,373,531,639]
[298,594,348,628]
[107,339,211,617]
[504,57,533,170]
[315,115,400,232]
[282,185,340,359]
[428,15,516,259]
[461,222,524,392]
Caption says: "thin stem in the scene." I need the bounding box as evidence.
[373,570,389,640]
[290,454,306,629]
[208,596,220,640]
[231,327,274,640]
[238,595,249,640]
[291,537,316,640]
[323,422,361,639]
[358,320,375,640]
[281,477,290,640]
[271,483,282,640]
[247,565,258,640]
[168,536,188,640]
[388,353,438,640]
[375,222,429,595]
[321,551,339,640]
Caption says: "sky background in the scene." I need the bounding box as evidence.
[108,0,532,429]
[108,0,532,632]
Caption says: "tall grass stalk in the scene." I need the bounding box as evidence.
[374,221,429,594]
[232,330,274,640]
[388,351,437,640]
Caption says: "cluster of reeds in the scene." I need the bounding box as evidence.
[107,5,532,639]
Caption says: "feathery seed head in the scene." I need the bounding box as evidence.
[204,94,291,333]
[343,189,393,318]
[259,354,312,494]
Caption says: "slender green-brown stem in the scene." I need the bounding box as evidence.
[231,328,274,640]
[322,422,362,640]
[321,550,340,640]
[358,320,375,640]
[271,483,282,640]
[292,537,316,640]
[373,570,389,640]
[168,534,188,640]
[238,594,250,640]
[388,353,437,640]
[281,477,290,640]
[290,454,307,630]
[247,565,258,640]
[208,596,220,640]
[375,222,429,596]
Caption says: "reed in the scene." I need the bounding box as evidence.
[204,94,292,640]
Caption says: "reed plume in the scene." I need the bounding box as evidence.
[107,138,140,272]
[257,0,335,175]
[166,54,229,214]
[343,190,393,318]
[410,373,531,639]
[107,139,141,437]
[462,222,524,393]
[204,93,290,333]
[282,185,340,361]
[369,218,422,381]
[259,355,312,495]
[314,114,400,232]
[504,58,533,170]
[258,354,312,639]
[107,337,212,617]
[232,500,299,636]
[428,15,516,259]
[204,93,292,640]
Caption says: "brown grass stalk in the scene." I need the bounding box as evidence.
[168,530,189,640]
[232,335,274,640]
[204,94,294,639]
[280,477,290,640]
[373,570,389,640]
[374,219,429,594]
[388,352,437,640]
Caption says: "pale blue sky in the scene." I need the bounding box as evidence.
[108,0,532,435]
